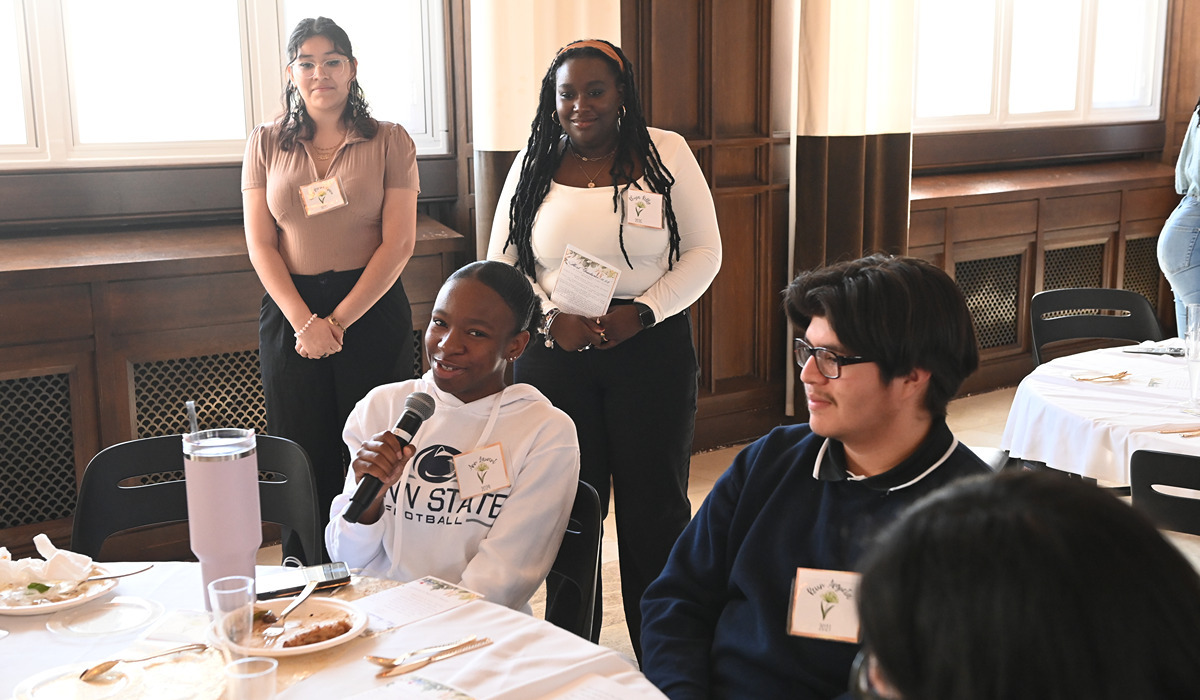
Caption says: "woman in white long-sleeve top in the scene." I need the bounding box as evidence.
[487,38,721,653]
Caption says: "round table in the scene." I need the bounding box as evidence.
[1001,341,1200,484]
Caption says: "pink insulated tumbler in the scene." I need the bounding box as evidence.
[183,428,262,610]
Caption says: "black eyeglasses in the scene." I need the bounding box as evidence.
[850,649,897,700]
[793,337,873,379]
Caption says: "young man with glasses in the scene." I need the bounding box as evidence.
[640,254,991,700]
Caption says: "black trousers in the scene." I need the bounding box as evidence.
[259,269,415,561]
[516,307,697,659]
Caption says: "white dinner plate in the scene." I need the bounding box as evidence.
[0,567,118,616]
[12,647,224,700]
[46,596,164,637]
[221,595,367,657]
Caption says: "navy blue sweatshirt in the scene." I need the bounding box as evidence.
[640,421,990,700]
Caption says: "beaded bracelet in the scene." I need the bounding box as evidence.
[541,308,562,349]
[293,313,318,338]
[326,316,346,333]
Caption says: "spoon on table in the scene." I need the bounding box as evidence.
[86,564,154,582]
[79,643,208,682]
[262,580,318,638]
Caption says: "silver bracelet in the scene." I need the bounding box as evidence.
[542,308,561,349]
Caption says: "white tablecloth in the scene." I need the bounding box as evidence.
[1001,340,1200,483]
[0,562,664,700]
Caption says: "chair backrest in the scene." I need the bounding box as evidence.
[71,434,323,565]
[1030,287,1164,365]
[545,480,602,642]
[1130,450,1200,536]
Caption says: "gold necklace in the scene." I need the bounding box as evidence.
[311,137,345,162]
[569,146,616,188]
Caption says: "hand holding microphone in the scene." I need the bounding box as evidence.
[343,391,436,524]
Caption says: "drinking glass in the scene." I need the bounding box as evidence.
[208,575,255,658]
[224,657,277,700]
[1187,304,1200,408]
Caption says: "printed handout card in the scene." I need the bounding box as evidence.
[348,676,475,700]
[549,245,621,318]
[356,576,482,633]
[299,175,348,217]
[787,568,861,643]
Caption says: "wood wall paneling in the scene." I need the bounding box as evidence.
[643,2,705,136]
[712,0,764,137]
[913,161,1176,393]
[709,193,760,381]
[624,0,789,449]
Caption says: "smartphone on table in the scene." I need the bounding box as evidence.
[255,562,352,600]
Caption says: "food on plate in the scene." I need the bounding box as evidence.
[248,606,353,648]
[0,534,97,607]
[281,618,352,648]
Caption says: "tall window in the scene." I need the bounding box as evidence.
[913,0,1167,133]
[0,0,448,169]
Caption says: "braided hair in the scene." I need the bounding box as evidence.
[502,39,682,275]
[279,17,377,151]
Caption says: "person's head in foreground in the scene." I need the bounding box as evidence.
[855,470,1200,700]
[784,254,979,473]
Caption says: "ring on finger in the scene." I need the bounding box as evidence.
[598,331,609,343]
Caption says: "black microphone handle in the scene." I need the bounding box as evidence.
[341,475,384,524]
[342,408,423,524]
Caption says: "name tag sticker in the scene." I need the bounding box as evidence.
[787,567,861,643]
[624,189,664,229]
[299,176,348,217]
[453,443,511,500]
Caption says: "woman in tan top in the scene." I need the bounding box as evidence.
[242,16,420,562]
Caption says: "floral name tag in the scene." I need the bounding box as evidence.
[452,443,510,500]
[787,567,860,643]
[624,189,664,229]
[299,176,348,217]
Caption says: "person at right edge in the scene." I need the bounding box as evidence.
[488,38,721,657]
[1159,95,1200,335]
[640,254,991,699]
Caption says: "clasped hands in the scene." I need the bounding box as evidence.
[549,305,642,352]
[295,317,344,359]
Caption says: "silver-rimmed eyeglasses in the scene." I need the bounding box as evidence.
[793,337,873,379]
[291,57,350,78]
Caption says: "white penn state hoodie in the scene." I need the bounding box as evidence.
[326,373,580,612]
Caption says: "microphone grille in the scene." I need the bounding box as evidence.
[404,391,436,420]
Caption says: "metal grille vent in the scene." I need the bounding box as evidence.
[956,254,1021,350]
[133,350,268,439]
[1044,244,1103,292]
[0,373,76,528]
[1123,236,1160,313]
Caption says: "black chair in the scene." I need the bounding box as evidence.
[967,445,1020,472]
[1130,450,1200,536]
[545,480,602,642]
[72,434,323,565]
[1030,287,1164,366]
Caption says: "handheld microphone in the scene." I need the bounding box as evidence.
[342,391,436,523]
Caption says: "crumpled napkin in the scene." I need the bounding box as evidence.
[0,534,93,586]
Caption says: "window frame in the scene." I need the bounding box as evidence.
[911,0,1169,173]
[0,0,451,171]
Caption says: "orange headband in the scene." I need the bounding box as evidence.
[557,40,624,71]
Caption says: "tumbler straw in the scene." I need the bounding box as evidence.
[186,400,199,434]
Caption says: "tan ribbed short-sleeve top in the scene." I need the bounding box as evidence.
[241,120,420,275]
